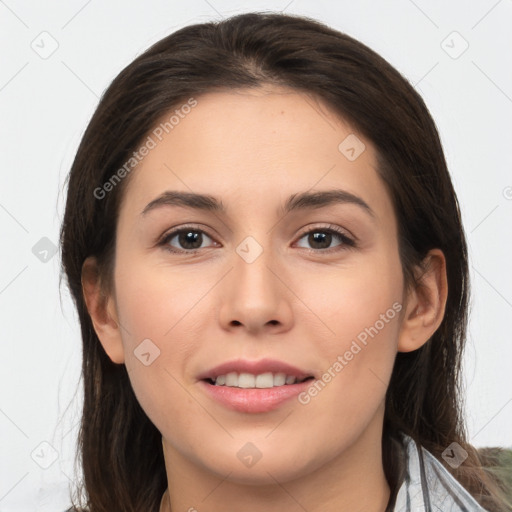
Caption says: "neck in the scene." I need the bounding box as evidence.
[160,409,391,512]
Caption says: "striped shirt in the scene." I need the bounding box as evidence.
[393,433,488,511]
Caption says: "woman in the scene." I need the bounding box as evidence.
[60,11,510,512]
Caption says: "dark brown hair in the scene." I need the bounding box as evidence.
[59,11,510,512]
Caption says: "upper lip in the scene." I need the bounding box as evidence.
[197,358,315,381]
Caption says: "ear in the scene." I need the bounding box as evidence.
[81,256,125,364]
[397,248,448,353]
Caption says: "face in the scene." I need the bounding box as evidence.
[108,86,406,484]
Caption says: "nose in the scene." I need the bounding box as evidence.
[217,240,294,336]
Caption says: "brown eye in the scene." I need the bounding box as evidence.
[295,227,355,252]
[160,227,217,253]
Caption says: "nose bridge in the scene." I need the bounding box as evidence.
[233,234,279,303]
[217,232,293,332]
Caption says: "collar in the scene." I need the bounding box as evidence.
[393,433,488,511]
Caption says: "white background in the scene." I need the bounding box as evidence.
[1,1,511,510]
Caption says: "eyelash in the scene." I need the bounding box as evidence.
[157,224,356,255]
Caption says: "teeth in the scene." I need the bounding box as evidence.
[285,375,296,385]
[212,372,303,388]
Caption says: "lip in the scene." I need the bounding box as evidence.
[196,357,315,382]
[199,378,314,413]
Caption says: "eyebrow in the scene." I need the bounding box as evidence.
[141,189,375,218]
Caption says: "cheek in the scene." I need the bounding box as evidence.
[113,256,209,343]
[113,273,203,444]
[297,243,403,344]
[112,260,205,415]
[294,247,403,419]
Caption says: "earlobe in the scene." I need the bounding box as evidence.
[81,256,125,364]
[397,249,448,353]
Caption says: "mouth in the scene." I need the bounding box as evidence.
[202,372,315,389]
[197,358,317,412]
[197,357,316,385]
[199,374,316,413]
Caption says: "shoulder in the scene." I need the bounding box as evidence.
[393,433,489,511]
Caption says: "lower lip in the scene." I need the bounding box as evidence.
[199,378,314,413]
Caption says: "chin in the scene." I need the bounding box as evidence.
[197,444,323,486]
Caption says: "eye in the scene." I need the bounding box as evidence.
[158,224,355,255]
[159,226,218,254]
[295,225,355,252]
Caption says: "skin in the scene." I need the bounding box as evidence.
[82,85,447,512]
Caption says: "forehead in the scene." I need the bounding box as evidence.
[118,86,394,225]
